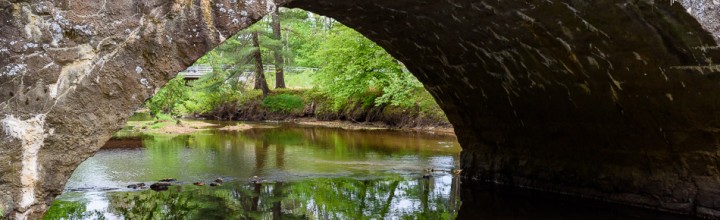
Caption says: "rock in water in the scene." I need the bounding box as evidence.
[249,176,262,184]
[150,182,171,191]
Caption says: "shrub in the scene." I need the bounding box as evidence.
[237,90,264,106]
[146,75,189,116]
[262,94,304,113]
[416,89,448,121]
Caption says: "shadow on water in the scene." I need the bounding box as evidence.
[46,123,700,219]
[457,183,698,220]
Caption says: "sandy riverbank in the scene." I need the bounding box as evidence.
[122,117,455,137]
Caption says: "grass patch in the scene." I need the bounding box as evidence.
[154,113,174,122]
[266,70,315,89]
[262,94,304,113]
[149,122,167,130]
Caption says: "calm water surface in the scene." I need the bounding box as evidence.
[46,122,699,220]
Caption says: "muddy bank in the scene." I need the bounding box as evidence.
[292,118,455,136]
[123,120,221,135]
[118,116,454,137]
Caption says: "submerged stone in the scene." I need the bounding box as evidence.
[150,182,171,191]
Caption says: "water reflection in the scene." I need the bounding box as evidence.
[64,125,460,191]
[48,124,700,220]
[65,175,460,220]
[50,124,461,219]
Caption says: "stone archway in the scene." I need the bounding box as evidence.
[1,0,720,219]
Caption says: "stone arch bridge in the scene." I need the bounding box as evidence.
[1,0,720,219]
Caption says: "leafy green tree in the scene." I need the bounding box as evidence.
[280,9,325,68]
[312,24,422,109]
[144,8,446,122]
[146,76,189,116]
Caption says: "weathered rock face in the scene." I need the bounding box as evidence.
[1,0,720,219]
[0,0,282,218]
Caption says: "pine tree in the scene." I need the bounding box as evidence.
[252,31,270,96]
[271,7,286,89]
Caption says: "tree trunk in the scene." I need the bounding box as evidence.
[271,7,286,89]
[254,140,268,177]
[272,182,283,220]
[380,180,400,218]
[252,31,270,96]
[275,144,285,169]
[252,182,261,212]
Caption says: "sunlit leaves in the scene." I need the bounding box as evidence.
[311,24,423,110]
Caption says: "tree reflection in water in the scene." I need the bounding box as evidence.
[49,125,462,219]
[47,124,700,220]
[99,175,460,219]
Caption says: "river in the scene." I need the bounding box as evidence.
[45,120,698,219]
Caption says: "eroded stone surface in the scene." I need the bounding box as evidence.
[1,0,720,219]
[0,0,281,218]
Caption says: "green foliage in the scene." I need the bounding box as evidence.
[149,122,167,130]
[416,90,448,121]
[154,113,174,122]
[374,69,424,108]
[312,24,405,110]
[262,94,304,112]
[266,70,314,89]
[145,68,250,117]
[143,8,446,124]
[146,75,189,116]
[303,23,442,116]
[236,90,264,105]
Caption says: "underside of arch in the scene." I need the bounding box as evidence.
[1,0,720,218]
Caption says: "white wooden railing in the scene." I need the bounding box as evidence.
[179,64,319,79]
